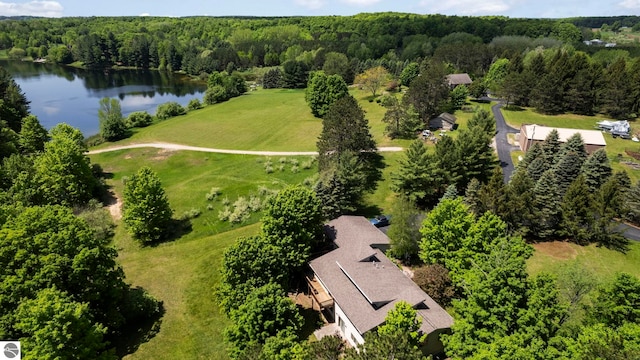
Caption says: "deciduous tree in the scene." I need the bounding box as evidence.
[98,97,127,141]
[305,72,348,118]
[122,166,173,244]
[354,66,390,97]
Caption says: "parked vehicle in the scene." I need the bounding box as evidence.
[370,215,390,228]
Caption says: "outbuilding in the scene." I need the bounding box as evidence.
[519,124,607,154]
[429,112,457,131]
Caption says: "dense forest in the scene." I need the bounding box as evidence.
[1,13,638,76]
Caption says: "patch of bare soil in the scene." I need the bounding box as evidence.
[105,191,122,221]
[532,241,578,260]
[150,148,176,161]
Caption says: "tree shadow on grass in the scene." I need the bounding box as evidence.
[112,288,166,358]
[146,218,193,247]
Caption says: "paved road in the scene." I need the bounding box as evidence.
[87,142,404,156]
[491,102,520,182]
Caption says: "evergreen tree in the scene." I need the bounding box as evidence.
[317,95,380,193]
[262,68,282,89]
[601,57,633,119]
[533,170,562,239]
[0,66,30,133]
[381,98,421,139]
[464,178,482,216]
[467,108,496,136]
[582,149,612,191]
[282,60,309,89]
[503,170,537,237]
[476,166,507,217]
[392,139,444,206]
[440,184,458,202]
[527,157,550,183]
[625,180,640,225]
[554,152,587,197]
[516,142,543,173]
[560,175,593,244]
[403,60,450,121]
[454,126,498,189]
[541,129,561,166]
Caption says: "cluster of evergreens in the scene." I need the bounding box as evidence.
[417,198,640,359]
[491,50,640,119]
[0,68,162,357]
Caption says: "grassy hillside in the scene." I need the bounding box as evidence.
[95,88,407,152]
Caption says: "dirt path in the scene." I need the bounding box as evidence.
[87,142,404,156]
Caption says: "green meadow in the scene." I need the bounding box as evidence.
[90,93,640,359]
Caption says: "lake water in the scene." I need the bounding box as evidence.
[0,60,207,136]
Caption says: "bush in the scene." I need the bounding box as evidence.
[126,111,153,128]
[156,102,186,120]
[218,206,232,221]
[181,208,201,220]
[187,98,203,111]
[248,196,262,212]
[206,187,221,201]
[204,85,228,105]
[413,264,456,306]
[263,68,283,89]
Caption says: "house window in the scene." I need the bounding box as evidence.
[338,316,345,333]
[351,333,358,345]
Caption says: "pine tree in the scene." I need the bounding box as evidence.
[560,175,593,244]
[541,129,561,166]
[392,139,444,206]
[516,142,543,174]
[582,149,612,191]
[467,108,496,136]
[454,126,498,189]
[477,166,506,217]
[440,184,458,202]
[527,157,550,183]
[554,151,587,196]
[533,170,562,239]
[601,57,633,119]
[503,170,537,237]
[464,178,482,216]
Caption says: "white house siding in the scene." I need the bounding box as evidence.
[334,302,365,347]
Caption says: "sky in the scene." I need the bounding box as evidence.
[0,0,639,18]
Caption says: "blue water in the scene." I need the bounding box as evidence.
[1,60,207,136]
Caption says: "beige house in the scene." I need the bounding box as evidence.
[308,216,453,356]
[446,73,472,88]
[519,124,607,154]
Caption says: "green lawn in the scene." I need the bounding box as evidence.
[528,241,640,283]
[90,149,318,241]
[94,88,406,152]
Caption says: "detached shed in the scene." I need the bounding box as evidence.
[519,124,606,154]
[446,73,472,88]
[430,113,457,131]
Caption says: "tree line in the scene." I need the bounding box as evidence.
[0,67,166,358]
[0,13,601,75]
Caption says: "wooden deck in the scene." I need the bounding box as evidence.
[306,275,334,310]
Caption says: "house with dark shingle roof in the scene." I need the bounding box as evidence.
[446,73,472,88]
[429,112,457,131]
[308,216,453,355]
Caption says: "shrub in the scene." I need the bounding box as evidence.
[278,164,285,172]
[279,157,287,164]
[206,187,221,201]
[126,111,153,128]
[222,197,230,206]
[248,196,262,212]
[207,204,214,211]
[181,208,201,220]
[156,102,186,120]
[413,264,456,306]
[265,166,274,174]
[263,68,283,89]
[289,158,299,166]
[187,98,203,111]
[291,165,299,173]
[218,206,232,221]
[204,85,228,105]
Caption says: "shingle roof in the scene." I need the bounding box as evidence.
[309,216,453,335]
[434,112,457,124]
[446,73,472,86]
[522,124,606,146]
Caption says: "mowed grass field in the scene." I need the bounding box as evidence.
[502,106,640,181]
[96,88,406,152]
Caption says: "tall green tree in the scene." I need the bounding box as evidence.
[98,97,127,141]
[533,170,562,239]
[18,115,48,154]
[560,175,593,244]
[601,57,633,119]
[34,131,97,206]
[317,95,381,209]
[377,301,425,347]
[282,60,309,89]
[225,283,303,359]
[392,139,443,205]
[581,148,611,191]
[387,196,422,263]
[305,72,348,118]
[0,65,30,132]
[122,166,173,244]
[15,288,113,360]
[381,97,421,139]
[403,60,450,121]
[467,108,496,136]
[587,273,640,328]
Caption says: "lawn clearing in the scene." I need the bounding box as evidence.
[94,88,407,152]
[116,223,259,360]
[528,241,640,282]
[91,149,318,241]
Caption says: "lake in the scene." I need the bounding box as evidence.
[0,60,207,136]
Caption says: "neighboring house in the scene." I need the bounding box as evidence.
[308,216,453,355]
[445,73,472,88]
[429,112,457,130]
[519,124,607,154]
